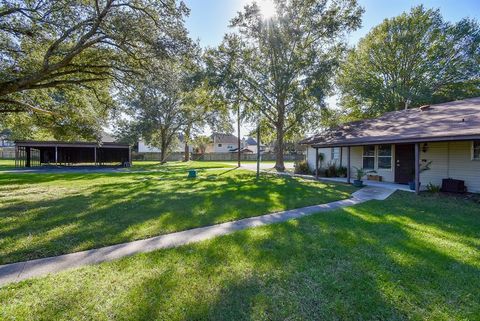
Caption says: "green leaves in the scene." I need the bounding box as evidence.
[207,0,363,169]
[337,5,480,120]
[0,0,191,139]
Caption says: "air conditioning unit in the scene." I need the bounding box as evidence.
[441,179,467,193]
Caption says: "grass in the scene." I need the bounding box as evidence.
[128,160,234,171]
[0,191,478,320]
[0,162,355,264]
[215,160,294,164]
[0,158,15,171]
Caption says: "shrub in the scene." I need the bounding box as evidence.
[294,160,310,174]
[337,166,348,177]
[326,162,337,177]
[426,182,441,193]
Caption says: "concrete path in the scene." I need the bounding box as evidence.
[0,186,396,287]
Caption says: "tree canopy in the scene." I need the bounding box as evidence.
[0,0,191,139]
[206,0,363,171]
[337,5,480,119]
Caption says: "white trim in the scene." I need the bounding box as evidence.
[377,144,393,171]
[362,145,375,170]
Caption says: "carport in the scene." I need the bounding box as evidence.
[14,141,131,167]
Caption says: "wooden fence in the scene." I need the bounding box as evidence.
[132,152,305,162]
[192,152,305,162]
[0,147,15,159]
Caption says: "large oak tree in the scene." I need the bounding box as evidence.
[337,6,480,119]
[206,0,363,171]
[0,0,190,139]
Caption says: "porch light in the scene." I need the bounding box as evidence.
[422,143,429,153]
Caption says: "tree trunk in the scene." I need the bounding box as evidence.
[160,141,167,164]
[184,140,190,161]
[274,110,285,172]
[237,104,241,167]
[183,127,190,162]
[160,130,168,164]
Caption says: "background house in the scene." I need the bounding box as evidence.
[205,133,239,153]
[138,135,193,153]
[301,98,480,193]
[240,137,266,154]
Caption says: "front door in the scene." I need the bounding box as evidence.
[395,144,415,184]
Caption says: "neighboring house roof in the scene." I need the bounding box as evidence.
[212,133,238,144]
[245,137,257,145]
[301,97,480,147]
[229,147,254,153]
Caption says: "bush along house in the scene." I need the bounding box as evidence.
[300,97,480,194]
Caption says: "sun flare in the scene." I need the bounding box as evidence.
[258,0,276,19]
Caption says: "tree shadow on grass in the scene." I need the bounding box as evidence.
[0,170,354,264]
[7,203,479,320]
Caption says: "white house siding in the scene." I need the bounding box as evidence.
[347,145,397,182]
[307,141,480,193]
[306,147,335,171]
[211,143,238,153]
[420,141,480,193]
[308,145,395,181]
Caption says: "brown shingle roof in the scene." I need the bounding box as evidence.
[301,97,480,147]
[212,133,238,144]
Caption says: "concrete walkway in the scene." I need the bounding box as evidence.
[0,186,395,287]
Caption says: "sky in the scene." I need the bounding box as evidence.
[183,0,480,136]
[184,0,480,48]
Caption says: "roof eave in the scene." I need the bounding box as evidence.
[310,134,480,148]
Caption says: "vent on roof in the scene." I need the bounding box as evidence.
[419,105,431,111]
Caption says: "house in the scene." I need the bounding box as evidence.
[205,133,239,153]
[138,135,192,153]
[300,97,480,193]
[240,137,266,154]
[229,147,255,154]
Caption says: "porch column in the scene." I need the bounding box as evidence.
[315,147,319,179]
[128,146,132,165]
[55,146,58,165]
[94,147,97,165]
[340,147,343,167]
[25,147,31,168]
[415,143,420,194]
[15,145,18,167]
[347,146,351,184]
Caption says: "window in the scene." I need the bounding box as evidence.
[227,145,233,149]
[473,141,480,160]
[331,147,340,161]
[218,144,222,147]
[377,144,392,169]
[362,146,375,169]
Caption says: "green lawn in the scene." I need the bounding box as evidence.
[1,192,478,320]
[0,162,355,264]
[128,160,234,171]
[0,158,15,170]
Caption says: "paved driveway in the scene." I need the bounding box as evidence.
[231,162,295,171]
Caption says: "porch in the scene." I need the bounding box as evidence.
[317,176,414,192]
[312,143,423,194]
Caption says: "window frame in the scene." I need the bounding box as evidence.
[331,147,340,161]
[377,144,393,170]
[218,143,222,148]
[473,141,480,160]
[362,145,375,170]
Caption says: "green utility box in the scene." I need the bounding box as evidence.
[188,169,197,178]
